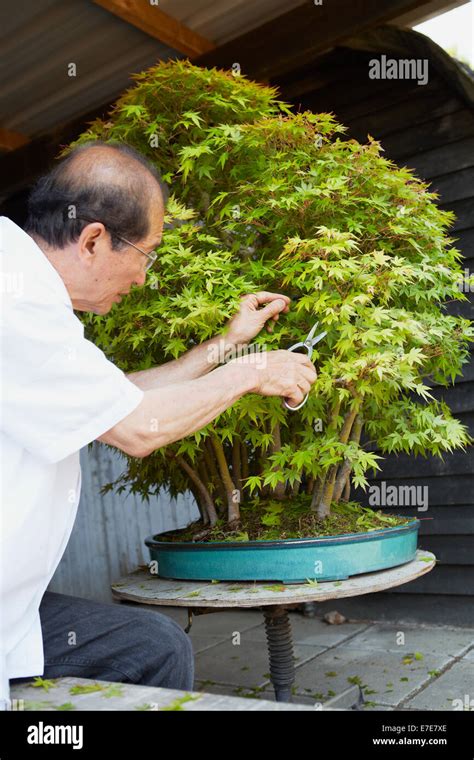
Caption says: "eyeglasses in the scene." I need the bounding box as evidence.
[76,216,158,271]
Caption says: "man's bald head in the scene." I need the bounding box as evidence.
[62,143,164,201]
[24,140,167,251]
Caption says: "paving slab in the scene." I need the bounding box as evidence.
[114,599,188,625]
[189,634,228,654]
[184,608,264,636]
[259,688,395,710]
[194,638,324,689]
[193,681,380,709]
[192,620,474,711]
[111,573,474,712]
[341,623,474,658]
[195,680,278,700]
[279,646,450,707]
[242,614,370,647]
[195,678,394,710]
[116,600,263,635]
[402,660,474,711]
[305,593,474,628]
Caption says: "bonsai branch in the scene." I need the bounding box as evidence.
[168,452,218,527]
[342,478,351,501]
[333,413,364,502]
[240,440,249,485]
[210,435,240,525]
[268,420,286,500]
[310,474,326,512]
[232,435,242,490]
[314,403,362,519]
[204,437,227,512]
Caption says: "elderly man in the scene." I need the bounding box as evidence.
[0,141,316,709]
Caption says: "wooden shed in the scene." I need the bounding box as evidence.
[0,0,472,621]
[270,25,474,625]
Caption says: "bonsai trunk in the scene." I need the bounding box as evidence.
[333,413,364,502]
[312,402,362,519]
[210,435,240,525]
[172,453,218,527]
[269,420,286,500]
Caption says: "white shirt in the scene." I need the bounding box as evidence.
[0,217,145,709]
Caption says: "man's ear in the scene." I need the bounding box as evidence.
[78,222,106,261]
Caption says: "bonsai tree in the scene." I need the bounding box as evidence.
[67,59,473,541]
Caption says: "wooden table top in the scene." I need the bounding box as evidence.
[111,550,436,609]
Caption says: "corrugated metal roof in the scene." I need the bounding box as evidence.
[0,0,176,138]
[156,0,306,44]
[0,0,306,141]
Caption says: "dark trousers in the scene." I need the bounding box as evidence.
[10,591,194,691]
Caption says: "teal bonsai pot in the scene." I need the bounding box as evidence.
[145,518,420,584]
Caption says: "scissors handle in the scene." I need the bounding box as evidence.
[283,341,311,410]
[284,394,309,411]
[283,322,327,411]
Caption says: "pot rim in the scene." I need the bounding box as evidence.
[145,515,420,551]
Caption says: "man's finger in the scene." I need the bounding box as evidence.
[258,298,287,321]
[241,292,291,311]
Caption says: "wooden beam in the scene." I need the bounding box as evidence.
[196,0,440,79]
[93,0,215,57]
[393,0,469,28]
[0,129,29,152]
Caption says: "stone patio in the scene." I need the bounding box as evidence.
[143,603,474,710]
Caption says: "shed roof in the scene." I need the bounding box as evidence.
[0,0,305,141]
[0,0,471,201]
[0,0,470,147]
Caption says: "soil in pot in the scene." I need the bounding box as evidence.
[156,497,414,544]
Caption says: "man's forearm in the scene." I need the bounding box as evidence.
[136,361,256,453]
[126,330,241,391]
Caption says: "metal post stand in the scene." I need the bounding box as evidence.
[263,605,295,702]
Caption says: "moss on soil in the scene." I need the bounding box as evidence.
[155,497,415,544]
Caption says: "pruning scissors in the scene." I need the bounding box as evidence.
[284,320,327,411]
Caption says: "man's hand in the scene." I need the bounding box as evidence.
[228,349,317,409]
[224,291,291,345]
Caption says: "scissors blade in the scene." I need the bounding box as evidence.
[287,321,327,355]
[306,320,321,340]
[306,319,327,340]
[304,321,327,350]
[308,330,327,347]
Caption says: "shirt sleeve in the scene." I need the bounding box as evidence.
[1,292,145,464]
[0,656,9,711]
